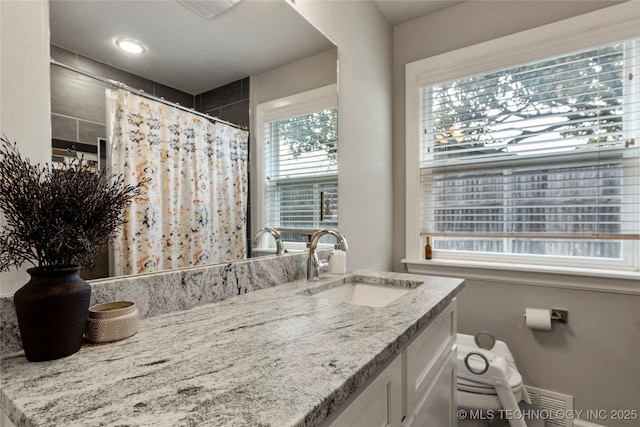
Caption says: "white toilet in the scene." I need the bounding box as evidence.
[456,333,531,427]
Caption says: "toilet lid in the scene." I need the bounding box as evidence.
[457,366,524,395]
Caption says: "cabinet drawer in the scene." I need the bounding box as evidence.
[405,299,456,416]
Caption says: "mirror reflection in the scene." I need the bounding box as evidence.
[48,0,337,279]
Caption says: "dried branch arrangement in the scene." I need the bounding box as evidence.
[0,135,147,271]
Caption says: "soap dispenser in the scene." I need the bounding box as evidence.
[331,245,347,274]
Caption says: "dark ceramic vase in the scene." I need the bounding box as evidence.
[14,266,91,362]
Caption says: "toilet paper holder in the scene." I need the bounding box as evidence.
[524,308,568,323]
[550,309,568,323]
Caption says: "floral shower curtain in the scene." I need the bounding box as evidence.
[107,89,249,276]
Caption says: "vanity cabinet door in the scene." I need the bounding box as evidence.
[327,355,402,427]
[408,348,457,427]
[405,299,456,417]
[325,299,458,427]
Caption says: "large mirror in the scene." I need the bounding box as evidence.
[48,0,337,279]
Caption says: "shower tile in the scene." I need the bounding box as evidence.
[50,45,77,67]
[199,79,243,112]
[202,107,222,120]
[154,83,195,109]
[51,114,78,142]
[51,66,109,124]
[240,77,250,99]
[78,121,106,145]
[219,99,250,129]
[76,56,154,94]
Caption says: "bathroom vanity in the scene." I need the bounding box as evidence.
[0,267,463,427]
[320,297,458,427]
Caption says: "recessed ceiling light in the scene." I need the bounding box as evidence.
[115,39,146,54]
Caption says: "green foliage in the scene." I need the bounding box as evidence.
[276,109,338,163]
[0,135,147,271]
[430,44,625,151]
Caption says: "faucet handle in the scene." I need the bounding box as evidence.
[318,258,330,272]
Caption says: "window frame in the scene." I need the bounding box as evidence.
[255,84,338,245]
[404,3,640,274]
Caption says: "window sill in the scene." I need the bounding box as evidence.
[402,258,640,295]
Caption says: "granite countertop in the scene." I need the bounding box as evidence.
[0,270,463,427]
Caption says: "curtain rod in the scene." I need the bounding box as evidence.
[50,59,248,131]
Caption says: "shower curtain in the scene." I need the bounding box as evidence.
[107,89,249,276]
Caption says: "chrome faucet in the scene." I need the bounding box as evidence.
[307,229,348,281]
[253,227,284,255]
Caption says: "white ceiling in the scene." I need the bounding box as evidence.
[49,0,335,95]
[49,0,463,95]
[374,0,463,26]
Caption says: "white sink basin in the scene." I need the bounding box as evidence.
[311,282,412,308]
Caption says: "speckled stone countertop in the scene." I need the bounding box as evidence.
[1,270,463,427]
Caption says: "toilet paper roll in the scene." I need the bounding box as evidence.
[525,308,552,331]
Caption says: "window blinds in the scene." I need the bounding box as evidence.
[419,39,640,258]
[264,108,338,236]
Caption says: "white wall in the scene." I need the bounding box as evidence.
[291,0,394,271]
[393,2,638,425]
[0,2,50,422]
[0,0,51,296]
[251,47,337,107]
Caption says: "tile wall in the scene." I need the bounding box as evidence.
[196,77,250,129]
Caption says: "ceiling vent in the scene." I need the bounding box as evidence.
[175,0,242,19]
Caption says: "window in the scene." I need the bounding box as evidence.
[257,85,338,243]
[406,4,640,272]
